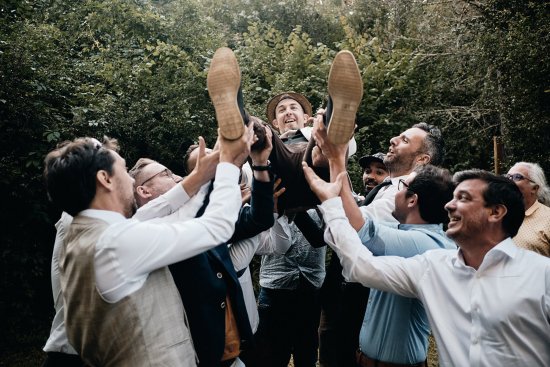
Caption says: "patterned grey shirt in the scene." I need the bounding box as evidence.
[259,209,326,289]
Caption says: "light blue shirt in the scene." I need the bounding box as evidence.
[357,220,456,364]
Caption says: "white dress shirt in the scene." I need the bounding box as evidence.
[228,214,292,332]
[90,162,241,303]
[359,175,407,223]
[320,197,550,367]
[133,180,210,222]
[43,212,78,354]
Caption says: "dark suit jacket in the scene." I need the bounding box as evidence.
[169,177,274,367]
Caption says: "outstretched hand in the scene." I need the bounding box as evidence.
[302,161,346,202]
[219,122,254,167]
[250,124,273,165]
[311,111,348,163]
[191,136,220,183]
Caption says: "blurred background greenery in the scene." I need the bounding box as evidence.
[1,0,548,364]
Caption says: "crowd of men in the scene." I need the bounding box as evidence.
[41,47,550,367]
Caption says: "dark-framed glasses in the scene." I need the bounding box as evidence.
[138,168,175,186]
[398,179,410,191]
[504,173,535,184]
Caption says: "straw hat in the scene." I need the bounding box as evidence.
[266,92,313,122]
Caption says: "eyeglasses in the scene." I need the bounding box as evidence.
[504,173,535,184]
[138,168,175,186]
[398,179,410,191]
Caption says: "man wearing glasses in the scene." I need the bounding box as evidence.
[308,163,456,367]
[304,163,550,366]
[42,125,254,366]
[128,129,276,367]
[506,162,550,257]
[312,118,445,367]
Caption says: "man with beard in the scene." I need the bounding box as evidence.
[314,119,443,367]
[358,152,388,196]
[304,165,550,366]
[42,126,253,366]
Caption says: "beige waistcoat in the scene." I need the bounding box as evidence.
[59,215,197,367]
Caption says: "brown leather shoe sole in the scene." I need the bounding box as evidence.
[327,50,363,144]
[207,47,245,140]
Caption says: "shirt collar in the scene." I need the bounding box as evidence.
[390,174,408,186]
[525,200,541,217]
[398,223,442,231]
[78,209,127,223]
[452,237,517,269]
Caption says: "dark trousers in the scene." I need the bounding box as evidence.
[41,352,85,367]
[268,130,330,213]
[318,251,370,367]
[254,282,321,367]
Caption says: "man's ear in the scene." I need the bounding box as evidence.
[135,185,153,200]
[96,170,113,192]
[408,192,418,208]
[271,119,279,130]
[488,204,507,223]
[416,154,431,166]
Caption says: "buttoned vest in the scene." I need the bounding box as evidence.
[59,215,197,367]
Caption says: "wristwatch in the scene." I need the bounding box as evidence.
[251,160,271,171]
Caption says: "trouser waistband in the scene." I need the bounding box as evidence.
[355,349,427,367]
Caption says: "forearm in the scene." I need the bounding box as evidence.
[230,177,275,242]
[341,178,366,231]
[133,183,193,221]
[293,211,326,248]
[319,196,420,298]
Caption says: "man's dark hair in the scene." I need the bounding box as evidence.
[453,169,525,237]
[412,123,445,166]
[406,165,454,224]
[44,138,116,216]
[183,144,199,175]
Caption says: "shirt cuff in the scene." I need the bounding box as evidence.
[163,181,191,211]
[318,197,347,222]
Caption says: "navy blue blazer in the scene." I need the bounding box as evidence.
[169,177,274,367]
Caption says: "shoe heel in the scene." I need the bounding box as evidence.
[327,51,363,144]
[207,47,245,140]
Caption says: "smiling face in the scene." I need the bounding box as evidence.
[363,161,389,192]
[444,179,491,245]
[272,98,309,133]
[384,127,429,177]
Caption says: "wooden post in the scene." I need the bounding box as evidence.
[493,136,503,174]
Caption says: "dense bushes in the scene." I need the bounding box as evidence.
[1,0,548,358]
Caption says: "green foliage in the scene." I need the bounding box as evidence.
[1,0,549,361]
[236,22,334,119]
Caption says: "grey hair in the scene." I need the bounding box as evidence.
[514,162,550,205]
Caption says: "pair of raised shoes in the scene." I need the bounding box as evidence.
[206,47,363,145]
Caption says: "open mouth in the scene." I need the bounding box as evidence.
[284,118,296,124]
[448,216,460,227]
